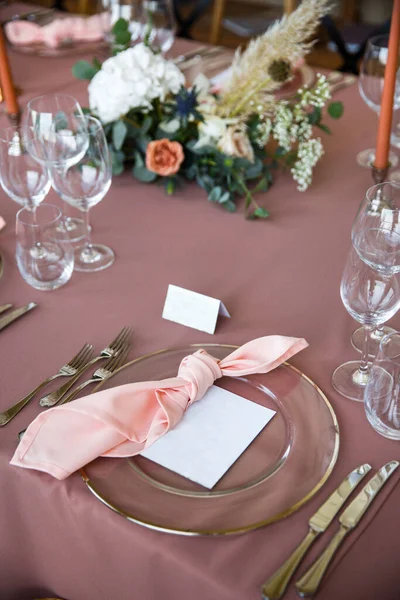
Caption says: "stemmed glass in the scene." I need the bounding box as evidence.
[357,35,400,168]
[332,247,400,402]
[0,127,51,212]
[21,94,88,241]
[49,116,114,272]
[351,181,400,355]
[139,0,176,54]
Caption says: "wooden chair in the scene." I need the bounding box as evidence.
[210,0,297,45]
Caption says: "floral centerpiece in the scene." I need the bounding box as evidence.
[73,0,343,219]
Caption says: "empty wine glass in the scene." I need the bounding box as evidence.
[49,116,114,273]
[357,34,400,168]
[351,181,400,355]
[21,93,88,241]
[0,127,51,211]
[332,247,400,402]
[364,332,400,440]
[139,0,176,54]
[16,204,74,291]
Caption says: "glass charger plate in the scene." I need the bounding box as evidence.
[81,344,339,536]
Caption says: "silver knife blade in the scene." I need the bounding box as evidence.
[339,460,399,529]
[0,302,37,332]
[309,463,372,532]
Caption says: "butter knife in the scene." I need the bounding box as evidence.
[0,302,37,332]
[296,460,399,597]
[0,303,12,315]
[261,464,372,600]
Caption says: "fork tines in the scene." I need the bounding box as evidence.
[68,343,93,370]
[107,326,132,354]
[104,344,131,373]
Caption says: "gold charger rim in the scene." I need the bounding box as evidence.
[80,343,340,536]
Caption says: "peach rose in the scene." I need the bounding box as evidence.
[146,139,184,176]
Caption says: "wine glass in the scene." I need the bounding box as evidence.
[357,35,400,168]
[139,0,176,54]
[332,247,400,402]
[0,127,51,211]
[49,116,114,273]
[351,181,400,355]
[21,93,88,241]
[364,331,400,440]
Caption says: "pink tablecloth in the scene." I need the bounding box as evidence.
[0,20,399,600]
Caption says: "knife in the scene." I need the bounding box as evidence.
[295,460,399,597]
[0,303,12,315]
[261,464,372,600]
[0,302,37,332]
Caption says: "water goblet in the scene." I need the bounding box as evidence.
[351,181,400,355]
[139,0,176,54]
[332,247,400,402]
[16,204,74,291]
[0,127,51,211]
[357,35,400,168]
[49,116,114,273]
[364,332,400,440]
[21,93,88,241]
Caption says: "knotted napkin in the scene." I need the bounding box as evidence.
[11,335,308,479]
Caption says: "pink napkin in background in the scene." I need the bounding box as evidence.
[0,217,5,231]
[5,13,109,49]
[11,335,308,479]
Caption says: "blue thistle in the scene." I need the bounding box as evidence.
[168,86,204,127]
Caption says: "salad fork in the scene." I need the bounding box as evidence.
[40,326,132,407]
[60,344,131,405]
[0,343,93,426]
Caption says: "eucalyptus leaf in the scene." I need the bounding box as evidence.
[208,186,222,202]
[72,60,98,81]
[112,121,128,151]
[223,200,237,212]
[115,30,131,46]
[133,164,157,182]
[253,207,270,219]
[218,191,231,204]
[308,106,322,125]
[328,101,344,119]
[112,18,129,34]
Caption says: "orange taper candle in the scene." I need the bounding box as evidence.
[374,0,400,170]
[0,27,19,117]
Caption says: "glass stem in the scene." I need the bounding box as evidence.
[359,325,371,374]
[83,206,92,253]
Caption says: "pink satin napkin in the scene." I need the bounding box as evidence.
[11,335,308,479]
[5,13,109,49]
[0,216,5,231]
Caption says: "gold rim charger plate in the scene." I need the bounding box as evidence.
[81,344,339,536]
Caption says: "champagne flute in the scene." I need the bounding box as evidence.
[21,93,88,241]
[351,181,400,355]
[332,247,400,402]
[139,0,176,54]
[357,35,400,168]
[49,116,114,272]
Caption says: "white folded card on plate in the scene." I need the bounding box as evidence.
[162,284,230,334]
[140,384,276,489]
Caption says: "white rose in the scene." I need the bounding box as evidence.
[218,125,255,162]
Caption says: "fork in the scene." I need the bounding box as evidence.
[59,344,131,405]
[0,343,93,427]
[40,326,132,407]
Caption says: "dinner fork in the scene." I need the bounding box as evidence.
[59,344,131,405]
[40,326,132,407]
[0,343,93,427]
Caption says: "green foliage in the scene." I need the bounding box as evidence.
[111,18,131,54]
[328,101,344,119]
[72,59,101,81]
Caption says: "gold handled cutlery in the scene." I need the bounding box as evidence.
[261,464,371,600]
[295,460,399,597]
[40,326,132,407]
[0,344,93,427]
[0,303,12,315]
[0,302,37,332]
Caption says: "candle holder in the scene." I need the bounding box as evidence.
[371,164,389,184]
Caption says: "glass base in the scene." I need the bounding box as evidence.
[74,243,115,272]
[332,360,371,402]
[356,148,399,169]
[64,217,88,243]
[351,326,397,357]
[366,407,400,440]
[389,170,400,185]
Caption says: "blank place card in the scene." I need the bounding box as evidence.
[162,284,230,334]
[140,385,276,489]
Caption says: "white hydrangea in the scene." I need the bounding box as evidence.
[88,43,185,124]
[291,138,324,192]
